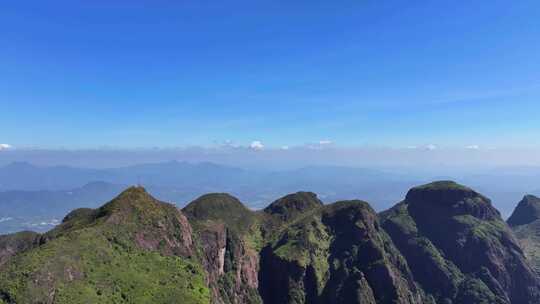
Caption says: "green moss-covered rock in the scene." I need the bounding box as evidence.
[382,181,540,304]
[263,192,323,223]
[259,200,424,304]
[184,193,256,236]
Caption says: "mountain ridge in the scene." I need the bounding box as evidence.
[1,181,539,303]
[507,194,540,227]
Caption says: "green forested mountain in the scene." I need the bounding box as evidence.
[1,182,539,304]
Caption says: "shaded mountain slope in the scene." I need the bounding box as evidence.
[508,195,540,274]
[259,200,425,304]
[381,181,540,304]
[508,195,540,227]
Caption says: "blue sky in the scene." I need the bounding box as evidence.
[2,1,540,150]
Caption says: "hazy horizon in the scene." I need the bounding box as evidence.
[2,146,540,171]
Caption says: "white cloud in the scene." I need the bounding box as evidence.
[425,144,437,151]
[466,145,480,150]
[249,141,264,151]
[0,144,13,150]
[0,217,13,223]
[406,145,418,149]
[219,140,240,149]
[281,145,289,150]
[306,140,334,150]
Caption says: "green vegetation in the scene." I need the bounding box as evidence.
[456,278,506,304]
[381,181,540,304]
[412,181,473,192]
[183,193,264,304]
[381,201,465,301]
[262,200,424,303]
[263,192,323,222]
[0,229,209,303]
[455,215,507,243]
[1,182,539,304]
[274,214,332,278]
[0,187,210,304]
[183,193,256,235]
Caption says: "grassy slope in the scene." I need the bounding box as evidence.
[0,187,210,304]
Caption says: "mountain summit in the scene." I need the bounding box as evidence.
[507,195,540,227]
[382,181,540,304]
[1,182,540,304]
[0,187,208,304]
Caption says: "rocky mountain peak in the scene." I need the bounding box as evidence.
[184,193,248,215]
[96,185,161,218]
[406,180,499,220]
[263,191,323,221]
[2,183,540,304]
[183,193,255,236]
[508,194,540,227]
[406,181,478,203]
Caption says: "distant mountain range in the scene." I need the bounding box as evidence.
[0,161,249,191]
[0,161,539,234]
[1,181,540,303]
[0,162,422,234]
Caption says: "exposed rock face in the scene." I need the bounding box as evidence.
[193,223,260,304]
[508,195,540,227]
[382,181,540,304]
[259,200,424,304]
[2,183,540,304]
[508,195,540,275]
[184,193,262,304]
[0,231,39,266]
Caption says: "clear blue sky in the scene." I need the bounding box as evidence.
[2,1,540,149]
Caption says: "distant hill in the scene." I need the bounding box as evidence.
[2,161,539,235]
[0,182,126,234]
[1,182,539,303]
[0,162,423,234]
[0,162,107,191]
[0,161,250,191]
